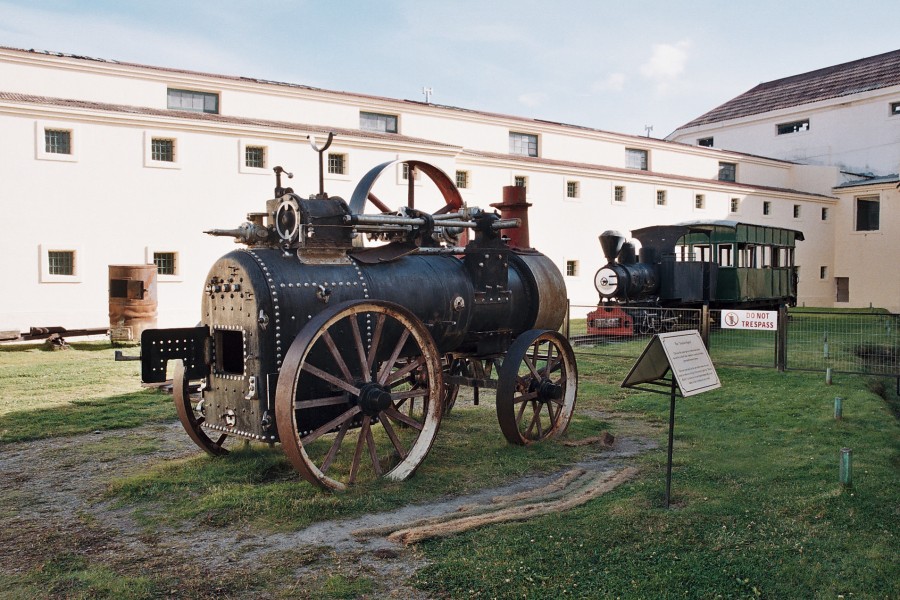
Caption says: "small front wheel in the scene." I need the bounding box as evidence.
[496,330,578,445]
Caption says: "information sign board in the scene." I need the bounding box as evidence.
[622,330,721,397]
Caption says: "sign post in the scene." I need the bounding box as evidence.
[621,330,721,508]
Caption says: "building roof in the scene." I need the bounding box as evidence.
[0,91,458,149]
[834,174,900,189]
[675,49,900,130]
[461,149,836,201]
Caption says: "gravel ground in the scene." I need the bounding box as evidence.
[0,415,656,598]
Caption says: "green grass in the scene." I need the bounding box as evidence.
[107,407,603,530]
[414,360,900,599]
[0,342,174,443]
[1,341,897,598]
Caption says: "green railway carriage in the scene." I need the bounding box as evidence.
[594,220,804,309]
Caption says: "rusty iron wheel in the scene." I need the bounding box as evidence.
[275,300,443,491]
[496,330,577,445]
[172,359,229,456]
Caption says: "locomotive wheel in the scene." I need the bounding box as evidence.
[275,300,443,491]
[172,359,229,456]
[496,330,577,445]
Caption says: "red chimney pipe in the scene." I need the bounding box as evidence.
[490,185,532,250]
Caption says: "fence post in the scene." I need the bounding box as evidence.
[564,298,571,339]
[700,304,710,348]
[776,304,787,371]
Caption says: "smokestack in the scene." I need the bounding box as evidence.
[490,186,532,250]
[599,230,626,262]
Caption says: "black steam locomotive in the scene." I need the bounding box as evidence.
[140,137,577,490]
[588,221,803,336]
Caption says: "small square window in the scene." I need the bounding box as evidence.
[698,137,714,147]
[509,132,538,157]
[614,186,625,203]
[36,122,78,162]
[153,252,177,276]
[45,129,71,154]
[48,250,74,275]
[328,153,346,175]
[777,119,809,135]
[151,138,175,162]
[360,111,398,133]
[566,181,579,198]
[695,194,705,209]
[245,146,266,169]
[730,198,740,213]
[566,260,579,277]
[656,190,667,206]
[890,101,900,116]
[820,266,827,279]
[763,201,772,216]
[40,244,82,282]
[402,163,420,181]
[821,207,829,221]
[456,170,469,189]
[514,175,527,190]
[793,204,801,218]
[626,148,648,170]
[718,162,736,182]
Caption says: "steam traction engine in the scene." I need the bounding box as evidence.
[141,140,577,490]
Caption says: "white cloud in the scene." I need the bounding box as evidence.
[591,73,626,93]
[640,40,692,88]
[518,92,546,108]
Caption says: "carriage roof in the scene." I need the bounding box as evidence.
[630,220,804,253]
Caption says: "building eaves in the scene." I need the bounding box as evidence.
[0,90,458,149]
[674,48,900,130]
[461,149,836,201]
[0,45,776,155]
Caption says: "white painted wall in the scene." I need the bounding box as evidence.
[668,88,900,177]
[0,47,869,335]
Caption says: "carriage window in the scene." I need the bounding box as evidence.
[718,245,733,267]
[740,245,758,268]
[697,245,711,262]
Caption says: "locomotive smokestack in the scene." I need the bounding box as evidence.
[599,230,626,263]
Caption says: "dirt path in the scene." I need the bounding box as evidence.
[0,419,656,598]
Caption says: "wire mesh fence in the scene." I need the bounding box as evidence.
[708,309,778,368]
[786,310,900,376]
[566,304,900,380]
[567,304,701,362]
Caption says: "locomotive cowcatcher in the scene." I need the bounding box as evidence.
[140,135,577,490]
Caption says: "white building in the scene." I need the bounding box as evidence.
[668,49,900,311]
[0,47,869,333]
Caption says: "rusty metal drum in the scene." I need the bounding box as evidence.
[109,264,158,341]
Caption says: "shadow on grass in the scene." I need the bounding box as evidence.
[0,390,174,444]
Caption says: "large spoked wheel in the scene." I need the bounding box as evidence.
[172,359,229,456]
[275,300,443,491]
[496,330,578,445]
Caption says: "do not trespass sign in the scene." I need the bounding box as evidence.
[720,309,777,330]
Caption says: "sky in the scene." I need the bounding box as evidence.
[1,0,898,138]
